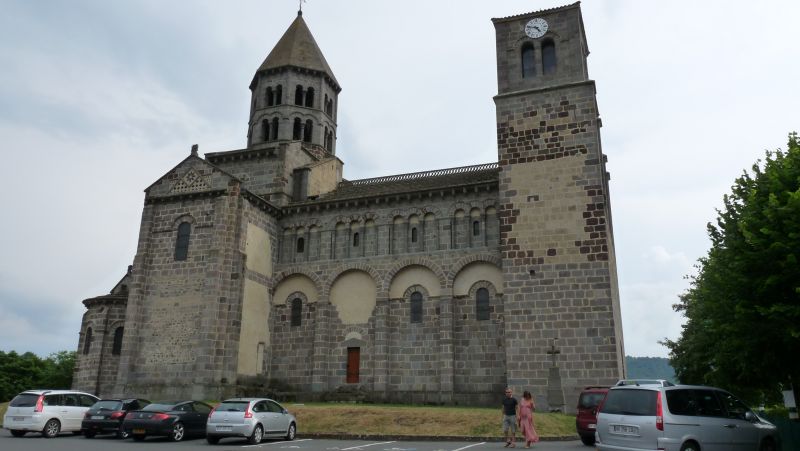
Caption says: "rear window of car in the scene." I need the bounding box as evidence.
[218,402,250,412]
[600,389,657,416]
[142,403,175,411]
[578,392,606,409]
[9,394,39,407]
[93,400,123,410]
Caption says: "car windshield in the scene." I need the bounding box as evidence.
[218,402,250,412]
[9,394,39,407]
[579,392,606,409]
[142,403,175,411]
[600,389,657,416]
[93,400,123,410]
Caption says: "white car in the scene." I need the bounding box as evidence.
[4,390,99,438]
[206,398,297,445]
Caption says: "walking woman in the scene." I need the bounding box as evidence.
[517,391,539,448]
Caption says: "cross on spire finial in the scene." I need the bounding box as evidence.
[298,0,306,15]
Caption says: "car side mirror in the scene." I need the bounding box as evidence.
[282,409,288,414]
[744,411,757,422]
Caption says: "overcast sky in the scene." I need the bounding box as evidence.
[1,0,798,359]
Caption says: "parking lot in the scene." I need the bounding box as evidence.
[0,431,586,451]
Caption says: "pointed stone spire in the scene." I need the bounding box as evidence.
[252,12,339,89]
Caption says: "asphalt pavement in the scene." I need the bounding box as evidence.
[0,430,589,451]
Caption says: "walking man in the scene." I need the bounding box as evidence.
[502,387,519,447]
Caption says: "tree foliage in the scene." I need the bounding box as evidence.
[0,350,76,402]
[663,133,800,407]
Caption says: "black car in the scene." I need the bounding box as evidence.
[122,401,213,442]
[82,398,151,438]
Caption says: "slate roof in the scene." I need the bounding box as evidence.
[293,163,499,205]
[254,11,338,87]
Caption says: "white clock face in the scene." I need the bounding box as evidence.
[525,18,548,38]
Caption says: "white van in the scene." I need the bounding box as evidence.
[4,390,99,438]
[596,383,779,451]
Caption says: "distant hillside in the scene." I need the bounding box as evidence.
[626,356,677,384]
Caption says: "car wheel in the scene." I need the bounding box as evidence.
[207,435,220,444]
[248,424,263,445]
[680,442,699,451]
[580,434,595,446]
[760,438,777,451]
[84,430,96,438]
[42,419,61,438]
[169,422,186,442]
[117,427,130,439]
[132,434,146,441]
[285,422,296,441]
[10,430,26,437]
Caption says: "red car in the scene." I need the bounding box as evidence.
[575,386,608,446]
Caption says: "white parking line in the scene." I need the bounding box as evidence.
[341,441,396,450]
[242,438,313,448]
[451,443,486,451]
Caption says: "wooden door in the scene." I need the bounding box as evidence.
[346,347,360,383]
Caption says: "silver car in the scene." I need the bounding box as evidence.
[595,382,779,451]
[205,398,297,445]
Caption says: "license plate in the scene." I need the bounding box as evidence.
[612,424,639,435]
[92,415,104,420]
[216,426,232,432]
[13,417,24,421]
[133,428,146,434]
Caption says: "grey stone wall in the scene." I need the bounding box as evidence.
[493,5,624,413]
[73,296,127,396]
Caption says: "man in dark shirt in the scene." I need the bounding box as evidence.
[501,387,519,447]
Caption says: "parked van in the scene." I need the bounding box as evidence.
[576,385,608,446]
[3,390,99,438]
[595,382,779,451]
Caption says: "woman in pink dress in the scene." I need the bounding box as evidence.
[518,391,540,448]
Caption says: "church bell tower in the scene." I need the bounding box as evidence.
[492,3,625,411]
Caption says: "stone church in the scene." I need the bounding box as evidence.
[73,3,625,410]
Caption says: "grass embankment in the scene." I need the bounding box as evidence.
[0,402,7,427]
[288,403,575,438]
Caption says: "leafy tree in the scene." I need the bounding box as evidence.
[0,350,77,402]
[663,133,800,409]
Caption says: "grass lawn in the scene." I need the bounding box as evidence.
[287,403,576,438]
[0,400,576,438]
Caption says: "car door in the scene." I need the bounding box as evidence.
[714,390,759,451]
[267,400,289,435]
[691,389,732,451]
[252,401,268,433]
[192,402,212,434]
[61,394,83,431]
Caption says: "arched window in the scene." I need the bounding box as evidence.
[296,237,305,253]
[473,220,480,236]
[324,94,328,113]
[174,222,191,261]
[271,117,279,140]
[353,232,359,247]
[476,288,490,321]
[324,126,328,148]
[411,227,418,243]
[262,119,270,141]
[112,326,124,355]
[295,85,304,105]
[326,131,333,150]
[305,87,314,107]
[266,87,274,106]
[410,291,422,323]
[291,298,302,326]
[83,327,93,355]
[542,39,556,75]
[521,42,536,78]
[275,85,283,104]
[303,120,313,142]
[293,118,302,140]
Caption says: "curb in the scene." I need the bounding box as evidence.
[298,433,579,442]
